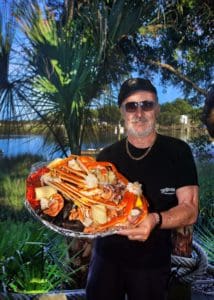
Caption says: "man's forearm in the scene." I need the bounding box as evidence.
[160,185,199,229]
[160,202,198,229]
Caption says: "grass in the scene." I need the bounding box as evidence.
[193,160,214,266]
[0,221,79,293]
[196,161,214,220]
[0,154,43,221]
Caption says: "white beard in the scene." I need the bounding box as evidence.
[125,117,156,138]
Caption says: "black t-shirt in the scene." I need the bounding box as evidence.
[94,134,198,268]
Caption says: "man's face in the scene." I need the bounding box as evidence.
[120,91,160,138]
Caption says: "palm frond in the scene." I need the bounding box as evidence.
[2,0,147,154]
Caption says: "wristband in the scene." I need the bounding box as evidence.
[153,212,162,229]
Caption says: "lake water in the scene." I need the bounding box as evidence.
[0,134,117,159]
[0,135,57,159]
[0,131,213,160]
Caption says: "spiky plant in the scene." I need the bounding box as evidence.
[1,0,150,156]
[0,221,80,293]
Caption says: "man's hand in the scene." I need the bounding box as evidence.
[117,213,158,242]
[117,185,199,242]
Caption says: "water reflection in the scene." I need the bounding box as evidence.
[159,127,193,142]
[0,128,213,159]
[0,132,118,159]
[0,135,56,159]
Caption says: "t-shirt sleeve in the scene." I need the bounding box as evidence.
[175,142,198,188]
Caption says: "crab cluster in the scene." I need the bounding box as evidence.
[26,155,148,234]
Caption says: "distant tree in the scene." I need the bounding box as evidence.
[159,98,199,126]
[121,0,213,103]
[97,104,120,125]
[161,99,193,115]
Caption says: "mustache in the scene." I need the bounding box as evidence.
[130,116,148,123]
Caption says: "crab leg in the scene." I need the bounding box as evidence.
[47,155,77,169]
[44,180,83,207]
[58,182,119,208]
[77,158,129,185]
[59,165,87,178]
[51,169,87,188]
[45,178,119,210]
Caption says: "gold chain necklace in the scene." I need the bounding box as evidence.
[125,136,156,161]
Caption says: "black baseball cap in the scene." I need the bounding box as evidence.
[118,78,158,107]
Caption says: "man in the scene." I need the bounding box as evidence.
[201,86,214,138]
[86,78,199,300]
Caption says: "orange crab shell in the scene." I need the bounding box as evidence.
[26,166,50,209]
[43,193,64,217]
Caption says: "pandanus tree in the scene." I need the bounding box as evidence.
[10,0,149,155]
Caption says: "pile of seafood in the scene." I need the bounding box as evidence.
[26,155,148,236]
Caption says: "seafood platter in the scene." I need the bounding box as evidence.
[26,155,149,238]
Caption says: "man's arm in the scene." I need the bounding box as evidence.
[118,185,199,242]
[161,185,199,229]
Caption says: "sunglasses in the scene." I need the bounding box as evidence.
[122,100,157,112]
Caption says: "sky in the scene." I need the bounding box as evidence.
[154,79,184,104]
[132,72,184,105]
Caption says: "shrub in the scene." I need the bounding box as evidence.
[0,221,80,293]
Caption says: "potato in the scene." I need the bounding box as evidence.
[91,204,107,224]
[35,186,57,200]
